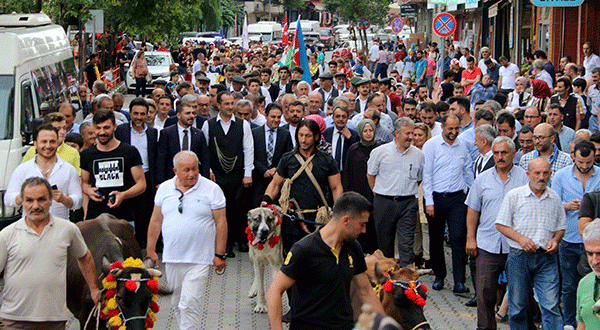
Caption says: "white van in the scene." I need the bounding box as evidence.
[247,21,283,42]
[0,13,77,227]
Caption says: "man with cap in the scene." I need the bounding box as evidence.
[349,76,361,95]
[334,72,348,93]
[231,75,248,96]
[315,73,339,112]
[195,75,211,96]
[354,79,372,115]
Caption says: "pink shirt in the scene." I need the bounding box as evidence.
[426,57,436,76]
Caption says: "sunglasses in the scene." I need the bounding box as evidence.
[176,188,184,213]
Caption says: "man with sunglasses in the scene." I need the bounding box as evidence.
[147,151,227,330]
[518,123,572,180]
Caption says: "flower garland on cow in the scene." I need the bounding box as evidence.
[100,257,160,330]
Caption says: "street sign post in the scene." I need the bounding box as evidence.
[433,12,456,38]
[85,10,104,53]
[358,19,370,30]
[390,17,403,33]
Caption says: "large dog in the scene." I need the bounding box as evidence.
[246,205,284,313]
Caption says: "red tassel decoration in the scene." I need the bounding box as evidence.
[382,280,393,292]
[125,279,138,291]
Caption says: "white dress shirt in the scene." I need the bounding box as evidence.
[499,63,520,90]
[201,114,255,177]
[131,124,149,172]
[177,123,192,151]
[584,53,600,79]
[5,155,82,219]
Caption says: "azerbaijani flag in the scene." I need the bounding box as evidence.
[283,18,311,85]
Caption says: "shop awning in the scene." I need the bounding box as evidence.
[310,0,325,10]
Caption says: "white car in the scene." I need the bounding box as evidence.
[126,51,174,92]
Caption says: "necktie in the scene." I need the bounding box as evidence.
[476,156,483,176]
[335,131,343,170]
[182,129,188,151]
[267,129,275,167]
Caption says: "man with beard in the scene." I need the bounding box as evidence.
[419,102,442,136]
[423,113,473,294]
[281,100,306,147]
[267,192,383,330]
[80,109,146,223]
[519,123,572,178]
[201,92,254,258]
[115,97,159,246]
[402,98,418,121]
[496,157,565,330]
[552,140,600,329]
[591,132,600,166]
[575,219,600,328]
[353,79,371,115]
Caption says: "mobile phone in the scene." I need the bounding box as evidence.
[109,195,116,204]
[51,185,57,190]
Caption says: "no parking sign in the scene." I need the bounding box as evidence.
[390,17,403,33]
[433,12,456,38]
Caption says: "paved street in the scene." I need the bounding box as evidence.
[57,246,510,329]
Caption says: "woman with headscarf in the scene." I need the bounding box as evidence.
[305,114,332,155]
[506,77,532,113]
[528,78,553,113]
[342,119,380,253]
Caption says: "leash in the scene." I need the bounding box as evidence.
[280,211,328,226]
[83,304,101,330]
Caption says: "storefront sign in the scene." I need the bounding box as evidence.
[465,0,479,9]
[531,0,583,6]
[489,3,498,17]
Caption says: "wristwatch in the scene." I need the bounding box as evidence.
[214,253,227,260]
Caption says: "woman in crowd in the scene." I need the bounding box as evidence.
[342,119,380,253]
[131,49,149,97]
[506,77,532,113]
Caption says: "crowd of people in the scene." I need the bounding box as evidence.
[6,34,600,330]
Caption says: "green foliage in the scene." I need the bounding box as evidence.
[323,0,392,27]
[264,0,303,9]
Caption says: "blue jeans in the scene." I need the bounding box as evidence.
[374,63,388,79]
[558,241,584,328]
[506,248,562,330]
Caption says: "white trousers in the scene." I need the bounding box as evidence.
[165,263,209,330]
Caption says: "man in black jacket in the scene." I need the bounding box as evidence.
[252,103,293,207]
[323,106,359,172]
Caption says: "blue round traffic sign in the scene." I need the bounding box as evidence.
[433,13,456,38]
[390,17,403,34]
[358,19,370,30]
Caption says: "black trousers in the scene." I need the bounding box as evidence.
[215,170,244,247]
[132,171,155,248]
[373,195,418,267]
[428,191,468,284]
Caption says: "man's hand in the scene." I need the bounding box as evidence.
[90,287,101,306]
[107,191,124,208]
[546,239,559,254]
[466,237,478,256]
[518,236,537,252]
[213,257,226,273]
[425,205,434,218]
[264,168,276,178]
[87,187,103,202]
[52,189,65,205]
[341,127,352,139]
[243,176,253,188]
[147,249,160,268]
[565,199,581,211]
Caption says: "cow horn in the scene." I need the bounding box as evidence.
[147,269,162,278]
[374,261,385,282]
[143,257,156,269]
[110,268,122,277]
[102,256,112,275]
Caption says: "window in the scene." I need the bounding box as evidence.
[20,81,34,144]
[0,75,15,140]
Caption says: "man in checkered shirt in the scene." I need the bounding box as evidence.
[495,157,566,330]
[519,123,572,181]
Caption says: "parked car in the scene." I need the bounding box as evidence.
[125,51,175,92]
[319,28,335,50]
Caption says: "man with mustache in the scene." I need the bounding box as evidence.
[465,136,529,329]
[422,113,473,294]
[80,109,146,223]
[519,123,572,179]
[552,140,600,329]
[281,100,306,147]
[496,157,566,330]
[575,219,600,328]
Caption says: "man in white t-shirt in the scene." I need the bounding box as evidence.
[369,38,380,75]
[583,42,600,79]
[498,55,520,93]
[147,151,227,330]
[478,47,498,73]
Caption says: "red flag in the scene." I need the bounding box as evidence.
[282,13,289,45]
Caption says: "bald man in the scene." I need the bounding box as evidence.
[496,157,565,330]
[519,123,572,178]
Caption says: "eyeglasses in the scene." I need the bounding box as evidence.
[176,189,184,213]
[533,135,552,141]
[518,139,534,144]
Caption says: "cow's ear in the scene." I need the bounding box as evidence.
[373,261,385,283]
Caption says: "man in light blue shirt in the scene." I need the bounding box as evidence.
[457,109,495,164]
[465,136,529,329]
[551,140,600,329]
[422,113,473,294]
[546,104,575,152]
[448,96,473,133]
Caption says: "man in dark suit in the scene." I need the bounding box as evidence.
[114,97,158,247]
[156,103,210,184]
[474,124,497,178]
[315,73,339,111]
[323,105,359,172]
[251,103,293,207]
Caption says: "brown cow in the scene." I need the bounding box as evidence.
[67,214,161,330]
[365,250,431,330]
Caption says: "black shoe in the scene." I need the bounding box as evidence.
[465,296,477,307]
[432,278,444,290]
[226,246,236,258]
[423,259,432,269]
[282,310,291,323]
[238,240,249,252]
[453,282,470,296]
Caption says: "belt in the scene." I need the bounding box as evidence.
[376,194,415,202]
[432,190,464,198]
